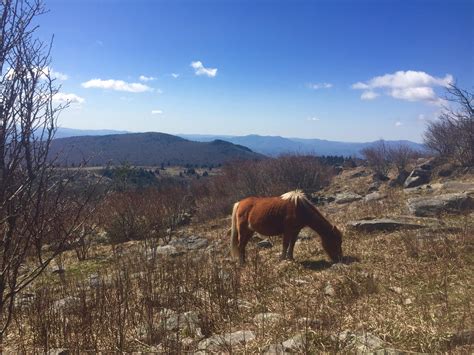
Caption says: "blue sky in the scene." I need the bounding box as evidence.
[37,0,473,142]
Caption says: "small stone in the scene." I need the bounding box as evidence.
[282,334,305,351]
[257,239,273,248]
[389,286,402,294]
[324,284,336,296]
[403,298,412,305]
[253,312,283,326]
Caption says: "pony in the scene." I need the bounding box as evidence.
[230,190,343,264]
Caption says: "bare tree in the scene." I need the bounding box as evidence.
[387,144,419,173]
[424,84,474,166]
[361,140,390,178]
[0,0,95,343]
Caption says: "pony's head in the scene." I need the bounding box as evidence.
[321,225,343,262]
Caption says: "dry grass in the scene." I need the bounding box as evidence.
[3,167,473,353]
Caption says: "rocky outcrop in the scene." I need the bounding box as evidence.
[169,235,208,251]
[335,192,363,204]
[408,192,474,216]
[404,161,433,188]
[197,330,255,351]
[348,217,428,232]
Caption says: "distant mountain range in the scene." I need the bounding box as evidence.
[54,127,426,160]
[179,134,426,157]
[50,132,264,166]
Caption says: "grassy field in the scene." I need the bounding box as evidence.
[4,165,473,353]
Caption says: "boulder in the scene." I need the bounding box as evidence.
[336,330,386,352]
[282,334,306,352]
[364,192,387,202]
[197,330,255,351]
[162,311,203,338]
[407,192,474,216]
[154,245,183,257]
[253,312,283,326]
[389,170,410,187]
[169,235,208,251]
[441,181,474,193]
[348,218,427,232]
[404,165,431,188]
[335,192,363,204]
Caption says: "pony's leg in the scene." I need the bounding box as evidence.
[238,225,253,265]
[284,230,300,260]
[287,235,298,260]
[280,233,291,260]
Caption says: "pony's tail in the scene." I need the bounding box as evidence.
[230,202,240,258]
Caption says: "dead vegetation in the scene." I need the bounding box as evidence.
[3,160,473,353]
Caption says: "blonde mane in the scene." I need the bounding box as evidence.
[280,190,310,206]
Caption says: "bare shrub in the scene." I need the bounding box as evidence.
[193,155,333,221]
[387,144,419,173]
[424,84,473,166]
[102,187,191,245]
[361,140,390,177]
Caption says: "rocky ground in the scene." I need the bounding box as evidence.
[5,159,474,353]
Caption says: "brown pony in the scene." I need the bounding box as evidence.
[230,190,343,264]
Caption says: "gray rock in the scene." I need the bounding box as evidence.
[388,286,402,294]
[297,317,323,328]
[169,235,208,250]
[263,343,287,354]
[53,296,80,311]
[408,192,474,216]
[404,166,431,188]
[335,192,363,204]
[253,312,283,326]
[348,218,427,232]
[441,181,474,193]
[337,330,385,352]
[154,245,182,257]
[324,283,336,296]
[282,334,306,351]
[47,349,70,355]
[162,311,203,338]
[389,170,410,187]
[197,330,255,351]
[364,192,387,202]
[257,239,273,248]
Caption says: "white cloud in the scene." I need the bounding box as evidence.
[418,114,426,121]
[352,70,452,104]
[5,66,68,81]
[395,121,403,127]
[139,75,156,82]
[151,109,163,115]
[81,79,152,93]
[307,116,320,121]
[53,92,85,104]
[171,73,180,79]
[191,61,217,77]
[361,91,379,100]
[308,82,333,90]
